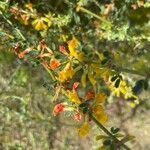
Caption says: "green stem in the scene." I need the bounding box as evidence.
[89,112,131,150]
[77,6,112,26]
[41,63,56,81]
[74,65,82,73]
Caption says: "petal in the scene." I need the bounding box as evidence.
[78,122,90,137]
[95,93,107,104]
[50,59,61,70]
[73,82,80,90]
[53,103,65,116]
[92,105,104,115]
[67,90,81,104]
[67,37,78,57]
[96,113,108,124]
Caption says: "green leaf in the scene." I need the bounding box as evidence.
[111,127,120,134]
[103,51,110,57]
[103,139,112,146]
[96,135,108,141]
[143,80,149,90]
[111,76,118,82]
[121,135,135,143]
[101,59,108,65]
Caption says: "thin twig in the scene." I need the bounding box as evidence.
[77,6,112,26]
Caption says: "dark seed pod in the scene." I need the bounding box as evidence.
[115,79,120,88]
[111,76,118,82]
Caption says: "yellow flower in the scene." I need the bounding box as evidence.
[58,63,74,82]
[109,78,133,98]
[58,69,74,82]
[92,104,108,124]
[95,93,107,104]
[58,70,66,82]
[128,102,136,108]
[67,90,81,104]
[78,122,90,137]
[67,37,85,62]
[76,52,85,61]
[32,18,48,31]
[95,112,108,124]
[108,76,139,102]
[91,64,111,81]
[67,37,78,57]
[92,105,104,115]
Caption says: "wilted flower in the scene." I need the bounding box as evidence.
[25,3,33,11]
[20,14,30,25]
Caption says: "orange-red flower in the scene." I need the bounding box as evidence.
[59,45,67,54]
[49,59,61,70]
[73,82,80,90]
[53,103,65,116]
[74,110,82,121]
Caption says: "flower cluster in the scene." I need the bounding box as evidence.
[13,35,138,137]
